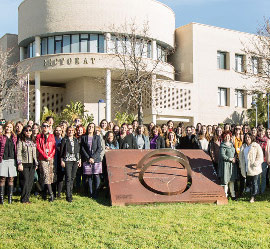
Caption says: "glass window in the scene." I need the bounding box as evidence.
[218,87,228,106]
[235,54,244,72]
[235,90,244,108]
[32,42,36,57]
[71,35,79,53]
[63,35,71,53]
[41,38,47,55]
[29,43,33,58]
[147,42,152,58]
[252,57,259,74]
[80,34,89,53]
[55,36,62,54]
[157,45,162,60]
[90,34,98,53]
[48,37,55,54]
[98,35,105,53]
[217,51,227,69]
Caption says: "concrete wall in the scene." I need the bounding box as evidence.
[18,0,175,47]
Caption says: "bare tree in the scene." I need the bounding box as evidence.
[0,48,27,118]
[241,18,270,93]
[110,21,170,125]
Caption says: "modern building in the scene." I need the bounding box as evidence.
[0,0,261,125]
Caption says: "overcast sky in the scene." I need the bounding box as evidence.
[0,0,269,38]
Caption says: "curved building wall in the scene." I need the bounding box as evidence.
[18,0,175,47]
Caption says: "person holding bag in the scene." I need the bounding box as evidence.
[17,125,38,203]
[81,123,102,198]
[60,126,81,202]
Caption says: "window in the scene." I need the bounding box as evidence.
[90,34,98,53]
[235,54,244,72]
[32,42,35,57]
[147,42,152,58]
[48,37,54,54]
[80,34,89,53]
[98,35,105,53]
[63,35,71,53]
[252,57,259,74]
[55,36,62,54]
[235,90,244,108]
[71,35,79,53]
[41,38,48,55]
[217,51,227,69]
[218,87,228,106]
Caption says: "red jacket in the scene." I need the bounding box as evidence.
[36,133,56,161]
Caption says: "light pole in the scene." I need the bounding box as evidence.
[98,99,105,125]
[252,100,257,127]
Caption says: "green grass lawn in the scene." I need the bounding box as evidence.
[1,190,270,249]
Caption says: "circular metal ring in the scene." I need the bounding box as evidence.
[137,149,193,196]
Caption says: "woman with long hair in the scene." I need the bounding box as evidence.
[165,132,178,149]
[17,125,38,203]
[81,123,102,198]
[105,131,119,150]
[100,119,109,136]
[209,126,223,172]
[0,121,17,204]
[118,123,138,149]
[239,133,263,203]
[198,125,211,153]
[150,125,165,149]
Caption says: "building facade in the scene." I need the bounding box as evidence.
[1,0,261,125]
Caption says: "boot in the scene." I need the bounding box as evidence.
[8,185,13,204]
[0,186,4,205]
[49,193,54,202]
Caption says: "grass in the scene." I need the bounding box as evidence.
[0,190,270,249]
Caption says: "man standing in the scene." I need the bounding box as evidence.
[36,122,56,202]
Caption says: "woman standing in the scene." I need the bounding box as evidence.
[198,125,210,153]
[81,123,102,198]
[54,126,63,198]
[100,119,108,137]
[209,126,223,172]
[0,121,17,204]
[105,131,119,150]
[165,132,178,149]
[17,125,38,203]
[218,131,238,200]
[32,123,40,140]
[239,133,263,203]
[118,123,138,149]
[60,126,81,202]
[135,125,150,149]
[150,125,165,149]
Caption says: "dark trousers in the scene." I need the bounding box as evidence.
[247,175,260,197]
[56,167,65,197]
[65,161,78,199]
[20,163,35,203]
[75,166,86,191]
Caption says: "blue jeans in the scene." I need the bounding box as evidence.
[257,162,268,194]
[247,175,259,197]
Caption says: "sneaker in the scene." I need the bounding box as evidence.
[250,197,255,203]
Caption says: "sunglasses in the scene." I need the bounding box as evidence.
[42,125,49,128]
[25,129,32,132]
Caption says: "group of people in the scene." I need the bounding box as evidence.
[0,117,269,204]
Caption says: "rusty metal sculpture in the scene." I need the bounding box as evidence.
[105,149,228,206]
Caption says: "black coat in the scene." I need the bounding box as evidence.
[118,134,138,149]
[80,135,102,163]
[179,135,201,149]
[60,137,80,161]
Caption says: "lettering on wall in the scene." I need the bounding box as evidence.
[44,57,96,67]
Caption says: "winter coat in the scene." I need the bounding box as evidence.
[179,135,200,149]
[118,134,138,149]
[36,134,56,161]
[218,142,237,185]
[60,136,80,162]
[209,138,222,163]
[239,142,263,177]
[0,135,17,163]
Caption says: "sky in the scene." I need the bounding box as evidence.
[0,0,269,38]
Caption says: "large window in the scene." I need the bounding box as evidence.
[25,33,162,60]
[235,90,244,108]
[218,87,228,106]
[235,54,244,72]
[217,51,227,69]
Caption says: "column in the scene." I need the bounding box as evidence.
[106,69,111,122]
[19,47,24,61]
[35,36,41,57]
[152,114,157,125]
[35,72,41,124]
[105,33,111,54]
[151,40,157,60]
